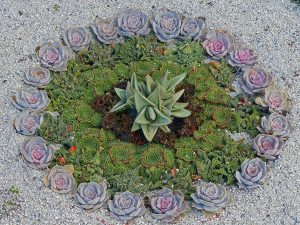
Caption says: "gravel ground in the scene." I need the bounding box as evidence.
[0,0,299,224]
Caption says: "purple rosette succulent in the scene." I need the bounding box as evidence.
[91,17,118,44]
[235,158,268,189]
[117,9,151,37]
[240,68,274,94]
[108,191,145,221]
[43,165,76,194]
[202,29,234,59]
[151,8,181,42]
[255,88,290,114]
[24,66,51,88]
[253,134,284,160]
[258,113,291,138]
[62,27,91,52]
[191,181,230,212]
[228,48,257,68]
[179,17,206,40]
[149,188,188,223]
[75,181,109,210]
[15,110,43,135]
[20,137,55,169]
[36,42,70,72]
[12,87,50,111]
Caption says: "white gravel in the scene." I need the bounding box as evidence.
[0,0,300,224]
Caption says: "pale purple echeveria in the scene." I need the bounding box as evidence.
[252,134,284,160]
[258,113,291,138]
[151,8,181,42]
[202,29,234,59]
[24,66,51,88]
[117,9,151,37]
[149,188,188,223]
[108,191,145,221]
[240,68,274,94]
[15,110,43,135]
[37,42,69,72]
[235,158,268,189]
[228,48,257,68]
[179,17,206,40]
[62,27,91,51]
[191,181,230,212]
[256,88,290,114]
[43,165,76,194]
[12,87,50,111]
[75,181,109,210]
[91,17,118,44]
[20,137,55,169]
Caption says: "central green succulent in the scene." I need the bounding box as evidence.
[110,72,191,141]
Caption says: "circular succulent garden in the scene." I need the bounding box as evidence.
[14,8,291,223]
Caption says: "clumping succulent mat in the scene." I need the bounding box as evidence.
[13,8,291,223]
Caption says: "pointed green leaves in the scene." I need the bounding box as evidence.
[111,71,191,142]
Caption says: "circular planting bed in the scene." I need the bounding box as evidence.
[14,8,291,223]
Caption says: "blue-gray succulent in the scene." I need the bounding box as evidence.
[62,27,91,51]
[151,8,181,42]
[75,181,109,210]
[20,137,55,169]
[36,42,70,72]
[179,17,206,40]
[191,181,230,212]
[240,68,274,94]
[202,29,234,59]
[12,87,50,111]
[15,110,43,135]
[258,113,291,138]
[43,165,76,194]
[108,191,145,221]
[149,188,188,223]
[91,17,118,44]
[24,66,51,88]
[117,9,150,37]
[235,158,268,189]
[252,134,284,160]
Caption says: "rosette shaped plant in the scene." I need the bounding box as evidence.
[75,181,109,210]
[253,134,284,160]
[15,110,43,135]
[258,113,291,138]
[24,66,51,88]
[151,8,181,42]
[111,73,191,141]
[43,165,76,194]
[235,158,268,189]
[108,191,145,221]
[36,42,69,72]
[228,48,257,68]
[179,17,206,40]
[91,17,118,44]
[191,181,230,212]
[117,9,150,37]
[255,88,290,114]
[12,87,50,111]
[62,27,91,51]
[240,68,274,94]
[149,188,188,223]
[202,30,234,59]
[20,137,55,169]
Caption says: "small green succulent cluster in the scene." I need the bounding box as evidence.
[111,72,191,141]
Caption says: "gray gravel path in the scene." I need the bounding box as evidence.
[0,0,300,224]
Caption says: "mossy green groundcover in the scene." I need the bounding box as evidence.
[38,35,262,198]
